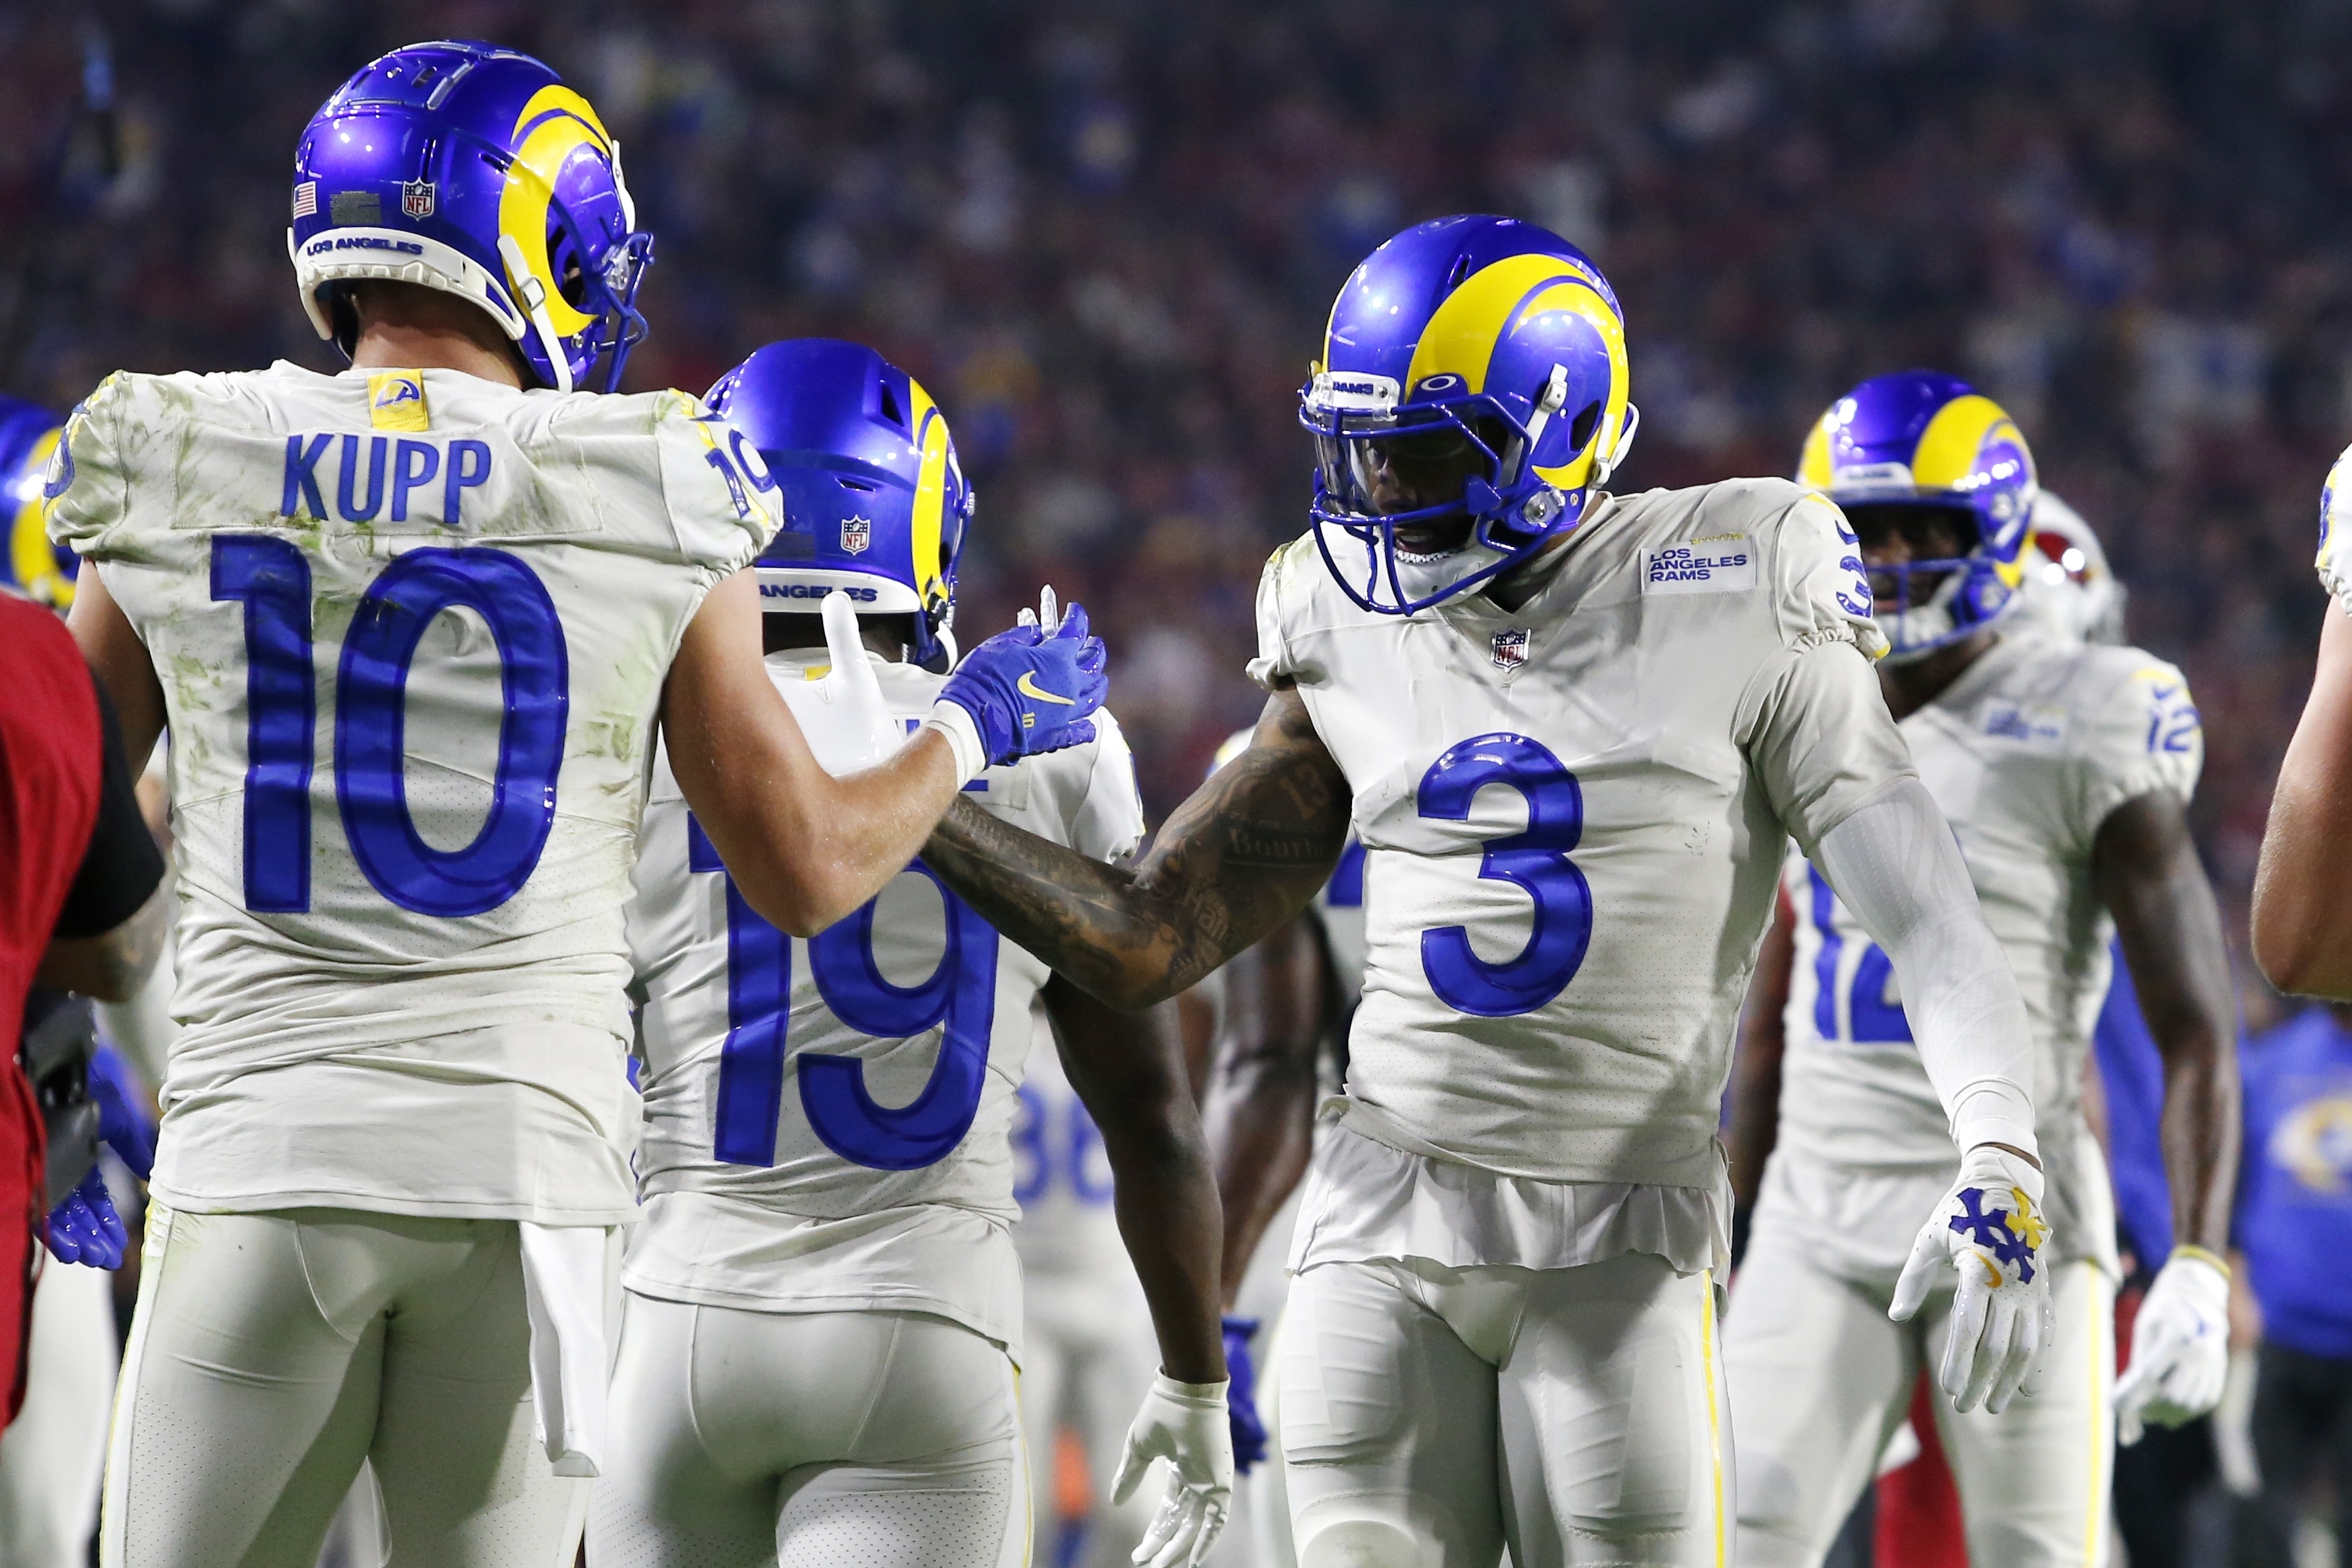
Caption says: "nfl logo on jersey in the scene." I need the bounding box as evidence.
[1492,627,1530,669]
[840,516,872,555]
[401,180,435,219]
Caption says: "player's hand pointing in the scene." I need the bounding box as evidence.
[1891,1144,2054,1414]
[776,590,906,776]
[1111,1373,1233,1568]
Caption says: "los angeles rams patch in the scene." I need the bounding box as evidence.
[1979,700,2069,745]
[1642,534,1756,595]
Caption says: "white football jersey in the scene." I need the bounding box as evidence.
[623,654,1143,1350]
[1010,1015,1124,1284]
[1775,631,2201,1273]
[44,363,772,1224]
[1252,480,1910,1195]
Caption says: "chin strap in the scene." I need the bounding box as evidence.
[1509,364,1573,485]
[497,233,575,395]
[1595,402,1640,486]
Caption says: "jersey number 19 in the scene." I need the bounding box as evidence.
[688,817,1002,1173]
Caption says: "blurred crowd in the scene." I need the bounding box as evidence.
[3,0,2347,992]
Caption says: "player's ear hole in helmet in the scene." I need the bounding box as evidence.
[708,338,976,675]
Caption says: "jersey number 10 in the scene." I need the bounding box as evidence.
[214,536,566,917]
[689,817,1002,1172]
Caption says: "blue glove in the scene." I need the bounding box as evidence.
[1223,1315,1269,1475]
[937,587,1108,768]
[89,1045,157,1181]
[46,1167,127,1269]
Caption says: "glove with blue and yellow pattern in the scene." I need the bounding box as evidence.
[1890,1145,2054,1414]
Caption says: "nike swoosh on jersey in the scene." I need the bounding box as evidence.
[1017,672,1077,706]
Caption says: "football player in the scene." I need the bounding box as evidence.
[919,215,2050,1567]
[1,395,76,610]
[1723,372,2240,1568]
[594,337,1225,1568]
[1014,1014,1169,1566]
[1191,730,1365,1568]
[2252,448,2352,996]
[45,43,1107,1568]
[0,393,174,1568]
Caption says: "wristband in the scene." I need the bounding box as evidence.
[921,702,987,787]
[2170,1243,2232,1279]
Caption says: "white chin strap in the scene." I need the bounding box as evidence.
[1595,402,1640,487]
[497,234,576,395]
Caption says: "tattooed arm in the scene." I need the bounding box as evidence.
[924,684,1351,1011]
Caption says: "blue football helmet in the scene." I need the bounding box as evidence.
[289,41,652,394]
[0,395,73,608]
[708,340,975,672]
[1798,371,2036,661]
[1298,214,1639,615]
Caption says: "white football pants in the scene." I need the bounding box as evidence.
[1021,1269,1156,1568]
[101,1204,589,1568]
[1725,1222,2115,1568]
[0,1259,116,1567]
[589,1291,1028,1568]
[1280,1252,1731,1568]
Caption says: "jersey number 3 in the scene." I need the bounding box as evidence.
[690,818,1001,1171]
[214,536,566,917]
[1417,733,1593,1017]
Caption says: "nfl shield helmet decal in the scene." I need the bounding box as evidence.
[1492,627,1531,669]
[840,515,872,555]
[401,180,436,220]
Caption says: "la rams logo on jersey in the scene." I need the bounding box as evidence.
[367,371,430,433]
[1642,535,1756,596]
[2274,1095,2352,1195]
[1491,627,1529,669]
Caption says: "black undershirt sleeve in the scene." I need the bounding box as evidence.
[50,668,165,940]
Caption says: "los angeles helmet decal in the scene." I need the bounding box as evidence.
[289,41,653,395]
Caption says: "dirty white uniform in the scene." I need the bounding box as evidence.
[1728,631,2200,1568]
[594,655,1141,1568]
[1252,480,1910,1568]
[1014,1020,1159,1568]
[44,363,770,1568]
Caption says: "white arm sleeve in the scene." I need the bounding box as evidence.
[1814,777,2039,1161]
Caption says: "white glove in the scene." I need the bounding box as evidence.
[1016,583,1062,632]
[2113,1247,2232,1445]
[1109,1373,1233,1568]
[776,591,906,776]
[1891,1145,2054,1414]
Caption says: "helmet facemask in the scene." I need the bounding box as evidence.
[1301,371,1605,615]
[1845,500,2018,663]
